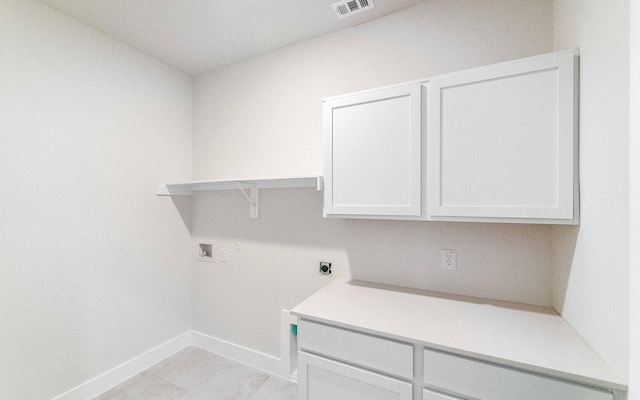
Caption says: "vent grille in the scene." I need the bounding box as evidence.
[332,0,374,19]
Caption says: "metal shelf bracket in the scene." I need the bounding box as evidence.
[235,182,259,219]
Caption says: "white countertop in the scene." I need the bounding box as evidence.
[291,279,626,391]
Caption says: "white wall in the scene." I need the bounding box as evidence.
[192,190,552,357]
[192,0,554,358]
[551,0,630,381]
[193,0,553,180]
[0,1,193,399]
[629,0,639,398]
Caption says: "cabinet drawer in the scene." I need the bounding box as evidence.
[298,319,413,379]
[423,388,460,400]
[299,352,412,400]
[423,349,612,400]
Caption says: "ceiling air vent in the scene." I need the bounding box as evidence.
[332,0,375,19]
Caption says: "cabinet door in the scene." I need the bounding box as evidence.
[324,84,422,217]
[427,50,578,222]
[298,352,413,400]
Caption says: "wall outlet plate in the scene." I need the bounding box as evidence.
[319,262,332,275]
[441,249,457,270]
[196,241,214,263]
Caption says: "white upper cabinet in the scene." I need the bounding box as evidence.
[323,49,579,224]
[427,50,579,223]
[324,84,422,217]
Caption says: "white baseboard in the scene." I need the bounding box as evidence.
[51,332,191,400]
[191,330,288,381]
[50,329,295,400]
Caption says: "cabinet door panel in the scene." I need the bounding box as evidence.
[298,352,413,400]
[427,51,578,221]
[324,84,421,216]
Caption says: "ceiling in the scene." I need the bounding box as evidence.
[37,0,426,75]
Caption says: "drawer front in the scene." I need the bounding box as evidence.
[299,352,413,400]
[298,319,413,379]
[423,388,460,400]
[423,349,613,400]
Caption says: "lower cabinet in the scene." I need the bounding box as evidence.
[298,352,413,400]
[296,318,621,400]
[293,282,625,400]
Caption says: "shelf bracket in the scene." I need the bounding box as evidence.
[235,182,259,219]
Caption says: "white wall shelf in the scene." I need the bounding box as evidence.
[157,176,323,219]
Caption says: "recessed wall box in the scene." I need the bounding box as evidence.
[196,241,214,263]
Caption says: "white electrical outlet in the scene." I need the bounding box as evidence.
[221,247,228,262]
[441,249,457,270]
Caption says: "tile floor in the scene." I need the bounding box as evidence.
[94,346,297,400]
